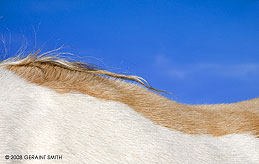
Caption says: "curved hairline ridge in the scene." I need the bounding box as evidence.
[0,49,167,93]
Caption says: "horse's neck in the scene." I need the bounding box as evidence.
[0,67,259,163]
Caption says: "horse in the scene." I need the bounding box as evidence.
[0,51,258,163]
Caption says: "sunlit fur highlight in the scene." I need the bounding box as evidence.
[1,50,259,137]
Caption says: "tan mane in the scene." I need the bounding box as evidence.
[0,49,165,93]
[1,49,258,137]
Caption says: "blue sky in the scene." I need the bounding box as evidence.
[0,0,258,104]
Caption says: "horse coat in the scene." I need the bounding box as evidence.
[0,53,258,163]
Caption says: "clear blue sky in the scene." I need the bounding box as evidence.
[0,0,258,104]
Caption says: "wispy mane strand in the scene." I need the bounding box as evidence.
[0,48,167,93]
